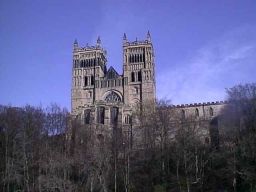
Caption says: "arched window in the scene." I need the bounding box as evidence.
[131,72,135,82]
[91,75,94,85]
[111,107,119,124]
[209,107,214,116]
[195,108,199,117]
[97,107,105,124]
[138,71,142,81]
[124,115,132,124]
[79,76,81,86]
[84,76,88,86]
[105,91,121,102]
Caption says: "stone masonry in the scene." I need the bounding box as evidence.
[71,32,225,128]
[71,32,155,126]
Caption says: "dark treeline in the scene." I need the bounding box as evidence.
[0,83,256,192]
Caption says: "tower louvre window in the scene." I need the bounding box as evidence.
[91,75,94,85]
[84,76,88,86]
[131,72,135,82]
[138,71,142,81]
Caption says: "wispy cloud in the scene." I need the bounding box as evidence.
[157,25,256,104]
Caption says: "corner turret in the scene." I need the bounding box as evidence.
[123,33,127,44]
[73,39,79,50]
[147,31,151,42]
[96,36,101,47]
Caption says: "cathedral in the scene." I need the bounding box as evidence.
[71,32,225,128]
[71,32,155,126]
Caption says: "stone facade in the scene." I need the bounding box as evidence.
[71,32,155,125]
[173,101,226,120]
[71,32,225,127]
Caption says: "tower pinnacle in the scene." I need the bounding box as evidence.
[123,33,127,44]
[73,39,78,49]
[147,30,151,42]
[96,36,101,47]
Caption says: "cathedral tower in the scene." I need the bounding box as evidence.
[71,33,156,125]
[123,31,156,106]
[71,37,107,115]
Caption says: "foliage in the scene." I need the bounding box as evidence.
[0,83,256,191]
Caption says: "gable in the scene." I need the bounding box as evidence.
[106,66,119,79]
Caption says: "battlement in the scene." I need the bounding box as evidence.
[73,37,106,53]
[123,31,152,47]
[123,40,151,47]
[172,101,228,108]
[74,46,106,52]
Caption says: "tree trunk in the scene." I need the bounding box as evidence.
[176,159,182,192]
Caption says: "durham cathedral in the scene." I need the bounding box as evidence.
[71,32,226,136]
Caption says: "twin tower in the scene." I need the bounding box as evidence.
[71,32,156,125]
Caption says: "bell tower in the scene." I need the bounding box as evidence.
[123,31,156,106]
[71,37,107,115]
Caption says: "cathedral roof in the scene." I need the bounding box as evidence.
[106,66,120,79]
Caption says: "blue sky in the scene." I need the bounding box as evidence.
[0,0,256,110]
